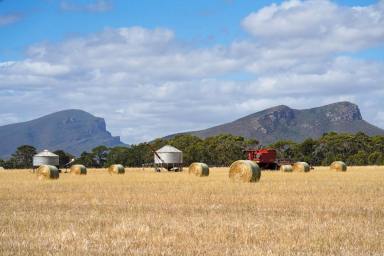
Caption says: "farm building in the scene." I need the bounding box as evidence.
[154,145,183,171]
[33,150,59,168]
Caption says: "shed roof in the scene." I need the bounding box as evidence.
[156,145,182,153]
[34,149,58,157]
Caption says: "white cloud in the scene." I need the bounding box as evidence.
[0,1,384,144]
[1,61,70,76]
[242,0,384,53]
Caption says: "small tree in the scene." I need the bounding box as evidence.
[75,152,96,167]
[9,145,37,169]
[347,151,368,166]
[53,150,75,168]
[105,147,130,167]
[368,152,383,165]
[92,146,110,167]
[0,158,5,167]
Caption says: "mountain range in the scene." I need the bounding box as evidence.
[0,101,383,158]
[0,110,124,158]
[170,101,384,145]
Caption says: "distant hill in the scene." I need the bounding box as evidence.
[0,110,125,158]
[168,102,384,145]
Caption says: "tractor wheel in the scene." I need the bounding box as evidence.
[269,163,278,171]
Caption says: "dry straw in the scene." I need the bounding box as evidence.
[108,164,125,174]
[188,162,209,177]
[330,161,347,172]
[280,165,293,172]
[0,167,4,171]
[70,164,87,175]
[292,162,310,172]
[36,165,59,180]
[229,160,261,182]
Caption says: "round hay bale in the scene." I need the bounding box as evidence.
[292,162,310,172]
[37,165,59,180]
[229,160,261,183]
[108,164,125,174]
[70,164,87,175]
[188,162,209,177]
[280,165,293,172]
[330,161,347,172]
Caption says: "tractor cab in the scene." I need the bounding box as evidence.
[244,148,279,170]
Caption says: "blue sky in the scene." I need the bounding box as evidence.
[0,0,380,60]
[0,0,384,143]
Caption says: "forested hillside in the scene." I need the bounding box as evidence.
[2,132,384,169]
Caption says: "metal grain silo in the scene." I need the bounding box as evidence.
[33,150,59,168]
[154,145,183,171]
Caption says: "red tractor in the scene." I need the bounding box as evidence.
[244,148,291,170]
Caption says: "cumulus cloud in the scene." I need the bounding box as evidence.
[60,0,112,13]
[242,0,384,53]
[0,0,384,143]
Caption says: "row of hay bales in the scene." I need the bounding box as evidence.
[280,161,347,173]
[229,160,347,182]
[37,160,347,181]
[188,160,347,183]
[36,164,125,180]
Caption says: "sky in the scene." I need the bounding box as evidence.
[0,0,383,144]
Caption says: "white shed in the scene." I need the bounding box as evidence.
[33,150,59,167]
[154,145,183,164]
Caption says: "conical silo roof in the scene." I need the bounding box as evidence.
[156,145,182,153]
[34,149,58,157]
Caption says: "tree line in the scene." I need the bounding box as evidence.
[270,132,384,166]
[1,132,383,169]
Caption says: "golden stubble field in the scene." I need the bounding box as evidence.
[0,166,383,256]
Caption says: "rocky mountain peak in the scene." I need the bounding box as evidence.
[322,102,362,122]
[255,105,295,134]
[178,101,384,145]
[0,109,125,158]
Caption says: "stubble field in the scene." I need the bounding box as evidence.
[0,166,383,255]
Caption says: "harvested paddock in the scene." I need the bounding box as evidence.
[0,166,383,255]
